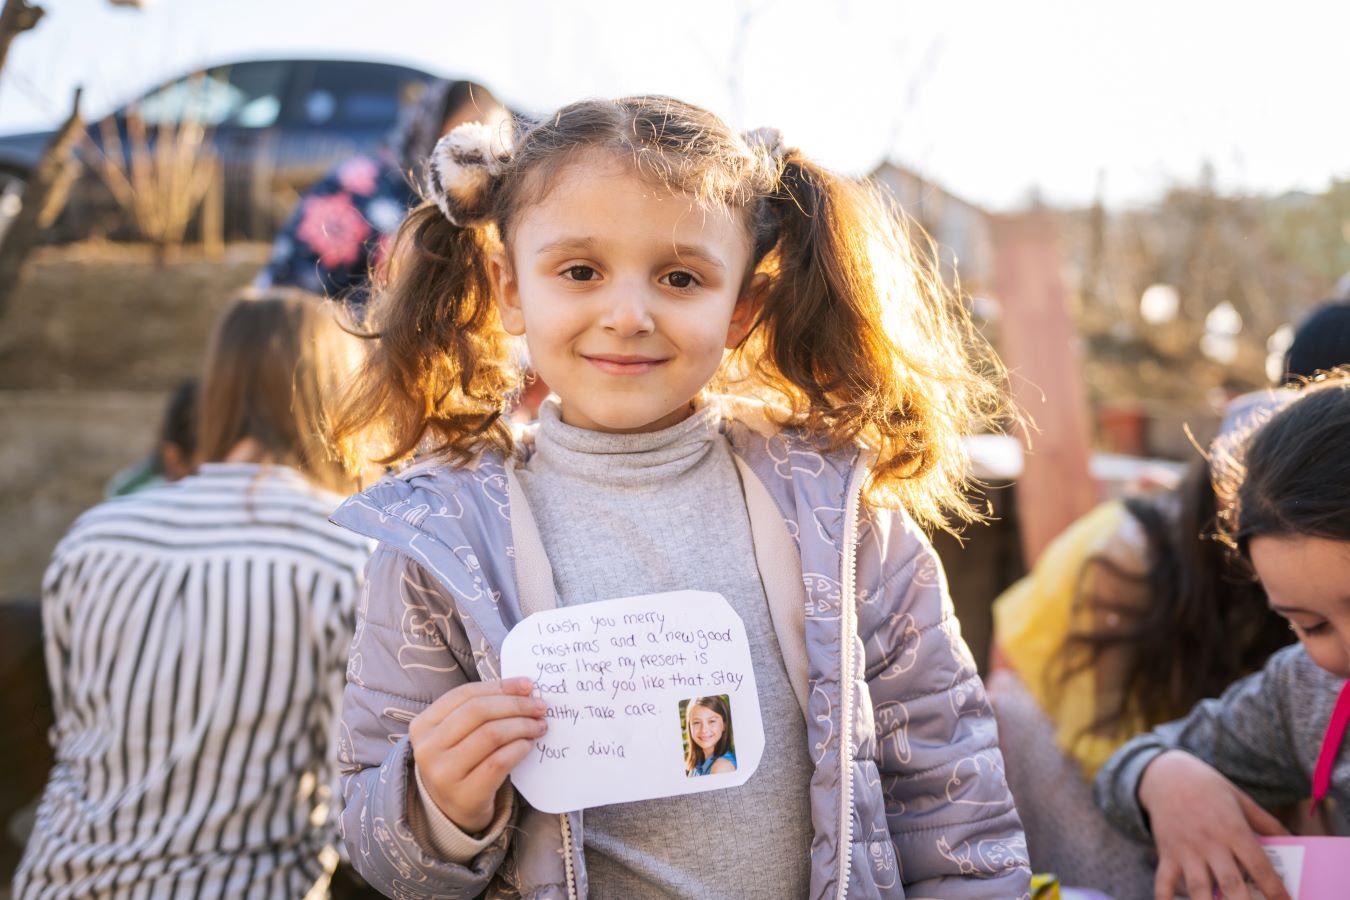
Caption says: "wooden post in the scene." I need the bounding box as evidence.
[991,210,1096,566]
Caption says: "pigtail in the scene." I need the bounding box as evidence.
[737,150,1006,531]
[331,123,521,473]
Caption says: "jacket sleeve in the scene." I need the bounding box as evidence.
[339,545,517,898]
[861,510,1031,898]
[1094,646,1313,843]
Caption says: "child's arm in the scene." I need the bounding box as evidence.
[1094,647,1319,900]
[860,512,1031,897]
[1094,646,1314,839]
[340,546,536,898]
[1134,751,1290,900]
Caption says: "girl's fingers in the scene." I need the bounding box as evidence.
[1181,859,1214,900]
[1237,791,1290,837]
[458,737,535,801]
[1232,792,1291,898]
[1206,852,1253,900]
[1232,838,1291,900]
[1154,858,1180,900]
[412,678,536,742]
[428,714,547,784]
[424,693,548,753]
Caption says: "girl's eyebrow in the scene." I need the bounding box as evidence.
[533,237,727,272]
[535,237,597,255]
[671,243,726,271]
[1269,602,1328,618]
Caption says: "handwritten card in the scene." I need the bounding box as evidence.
[499,590,764,813]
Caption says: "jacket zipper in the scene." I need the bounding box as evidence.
[560,812,579,900]
[836,457,866,900]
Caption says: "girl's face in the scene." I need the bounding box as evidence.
[492,151,759,434]
[1250,535,1350,678]
[688,704,725,753]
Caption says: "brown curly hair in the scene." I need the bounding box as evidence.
[333,96,1005,529]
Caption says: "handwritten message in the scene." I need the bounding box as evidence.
[500,590,763,813]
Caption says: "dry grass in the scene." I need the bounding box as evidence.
[83,98,223,261]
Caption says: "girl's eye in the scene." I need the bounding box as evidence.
[1299,621,1332,636]
[563,265,598,282]
[661,270,698,289]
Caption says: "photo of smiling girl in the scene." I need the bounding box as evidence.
[684,695,737,777]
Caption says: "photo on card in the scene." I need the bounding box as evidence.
[680,694,738,777]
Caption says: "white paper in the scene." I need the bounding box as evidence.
[499,590,764,813]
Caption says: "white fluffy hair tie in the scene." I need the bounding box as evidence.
[426,121,514,227]
[741,126,788,178]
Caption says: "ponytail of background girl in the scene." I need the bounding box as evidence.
[334,96,1005,530]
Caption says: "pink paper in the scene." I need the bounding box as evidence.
[1256,836,1350,899]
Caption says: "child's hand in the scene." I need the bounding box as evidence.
[410,677,548,834]
[1138,749,1291,900]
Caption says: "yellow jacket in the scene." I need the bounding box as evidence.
[992,500,1152,779]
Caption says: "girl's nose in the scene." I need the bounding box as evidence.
[600,285,655,336]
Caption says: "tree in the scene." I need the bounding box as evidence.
[0,0,43,80]
[0,1,89,317]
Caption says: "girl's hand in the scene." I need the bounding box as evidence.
[410,677,548,834]
[1138,750,1291,900]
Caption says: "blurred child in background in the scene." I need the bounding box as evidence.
[103,377,198,497]
[15,290,370,898]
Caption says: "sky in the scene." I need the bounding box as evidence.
[1,0,1346,211]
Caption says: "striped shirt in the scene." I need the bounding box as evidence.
[14,463,370,899]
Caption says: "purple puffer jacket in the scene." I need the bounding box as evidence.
[331,410,1031,899]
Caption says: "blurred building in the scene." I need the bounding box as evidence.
[870,160,995,292]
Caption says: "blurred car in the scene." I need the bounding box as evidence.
[0,57,438,241]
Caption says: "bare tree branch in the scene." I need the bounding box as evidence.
[0,0,44,83]
[0,86,80,317]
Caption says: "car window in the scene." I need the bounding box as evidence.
[133,61,290,129]
[300,63,426,128]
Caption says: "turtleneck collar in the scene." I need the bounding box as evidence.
[529,397,722,488]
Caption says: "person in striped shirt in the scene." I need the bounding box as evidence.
[14,290,372,899]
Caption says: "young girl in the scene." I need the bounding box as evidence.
[330,96,1030,899]
[1095,374,1350,900]
[14,291,370,898]
[685,696,736,777]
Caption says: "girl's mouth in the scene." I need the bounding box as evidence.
[583,354,667,376]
